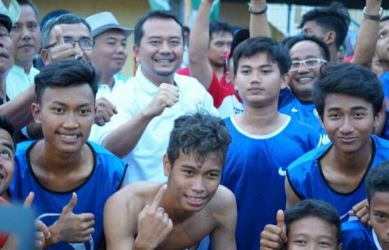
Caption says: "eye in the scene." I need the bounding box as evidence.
[27,22,38,31]
[0,149,12,160]
[79,108,92,116]
[240,69,250,75]
[52,107,65,114]
[182,169,194,176]
[294,239,307,246]
[328,113,340,119]
[305,59,319,67]
[379,31,386,39]
[353,112,366,119]
[169,40,181,47]
[261,69,272,74]
[149,40,161,46]
[318,241,332,248]
[207,171,220,179]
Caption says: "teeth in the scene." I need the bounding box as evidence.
[297,77,313,83]
[60,134,78,139]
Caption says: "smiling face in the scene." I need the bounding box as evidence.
[163,151,222,213]
[92,29,128,77]
[322,93,377,154]
[0,128,14,195]
[133,17,183,85]
[32,84,95,154]
[289,40,326,102]
[10,4,41,69]
[287,216,339,250]
[234,52,286,108]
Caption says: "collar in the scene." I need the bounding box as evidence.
[373,228,383,250]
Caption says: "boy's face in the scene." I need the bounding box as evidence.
[0,128,14,195]
[321,93,377,154]
[163,151,222,213]
[369,191,389,250]
[376,20,389,63]
[234,52,286,107]
[289,40,325,102]
[287,216,339,250]
[208,31,233,68]
[32,84,95,154]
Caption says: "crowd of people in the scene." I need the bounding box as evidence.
[0,0,388,249]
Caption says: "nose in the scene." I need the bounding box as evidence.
[159,41,172,54]
[339,116,354,133]
[21,26,32,40]
[191,176,206,193]
[63,112,79,129]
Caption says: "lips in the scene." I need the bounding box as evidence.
[56,132,81,143]
[0,51,9,59]
[338,136,357,144]
[185,194,207,207]
[295,76,314,84]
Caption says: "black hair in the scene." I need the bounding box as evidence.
[299,2,350,49]
[285,199,341,244]
[167,112,231,166]
[366,161,389,202]
[209,21,233,40]
[285,35,331,62]
[233,37,291,75]
[17,0,39,19]
[0,116,15,147]
[380,15,389,23]
[41,13,91,48]
[34,59,98,103]
[134,10,183,47]
[313,63,383,118]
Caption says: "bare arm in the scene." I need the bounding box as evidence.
[249,0,271,38]
[351,0,382,67]
[102,83,179,157]
[211,187,237,250]
[285,176,301,208]
[0,84,34,130]
[188,0,214,90]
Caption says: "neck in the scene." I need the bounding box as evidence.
[99,72,115,89]
[160,189,194,223]
[141,67,175,86]
[210,63,224,78]
[16,61,32,74]
[329,47,338,64]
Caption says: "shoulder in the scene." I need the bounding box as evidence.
[288,145,329,172]
[90,142,126,167]
[208,185,236,213]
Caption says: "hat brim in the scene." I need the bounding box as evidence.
[0,14,12,32]
[92,24,133,38]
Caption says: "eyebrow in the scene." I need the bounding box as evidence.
[0,142,14,152]
[326,106,369,112]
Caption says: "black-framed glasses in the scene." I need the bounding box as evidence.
[63,37,94,50]
[290,58,327,72]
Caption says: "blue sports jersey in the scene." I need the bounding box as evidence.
[379,72,389,140]
[279,88,329,146]
[221,116,318,250]
[9,141,127,250]
[287,135,389,221]
[342,220,378,250]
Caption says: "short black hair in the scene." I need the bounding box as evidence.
[167,112,231,166]
[0,116,15,147]
[285,199,341,244]
[17,0,39,19]
[380,15,389,23]
[313,63,383,118]
[366,161,389,202]
[285,35,331,62]
[233,37,291,75]
[41,13,91,48]
[134,10,183,47]
[34,59,98,103]
[299,2,350,49]
[209,21,233,40]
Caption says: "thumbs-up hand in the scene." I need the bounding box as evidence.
[260,210,287,250]
[134,185,173,249]
[49,193,95,244]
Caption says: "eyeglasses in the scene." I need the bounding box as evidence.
[290,58,327,72]
[44,37,94,50]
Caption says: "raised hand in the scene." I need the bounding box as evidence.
[48,26,81,62]
[50,193,95,243]
[94,97,118,126]
[142,83,179,119]
[134,185,173,249]
[260,210,287,250]
[349,199,370,225]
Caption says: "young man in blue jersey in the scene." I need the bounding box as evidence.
[103,113,237,250]
[286,63,389,222]
[8,59,127,250]
[222,37,319,250]
[260,199,341,250]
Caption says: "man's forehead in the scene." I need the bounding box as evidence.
[53,23,91,37]
[143,18,181,33]
[379,20,389,30]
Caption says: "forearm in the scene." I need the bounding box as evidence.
[249,0,271,38]
[102,111,153,158]
[351,0,382,66]
[189,0,213,89]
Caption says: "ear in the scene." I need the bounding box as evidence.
[40,49,49,65]
[132,45,140,63]
[324,31,336,47]
[280,73,290,89]
[163,154,172,177]
[31,102,42,124]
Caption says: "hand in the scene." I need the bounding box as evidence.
[135,185,173,249]
[349,199,370,226]
[142,83,179,119]
[48,26,83,62]
[50,193,95,243]
[260,210,287,250]
[23,192,51,249]
[94,97,118,126]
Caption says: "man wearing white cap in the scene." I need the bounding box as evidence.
[86,11,133,141]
